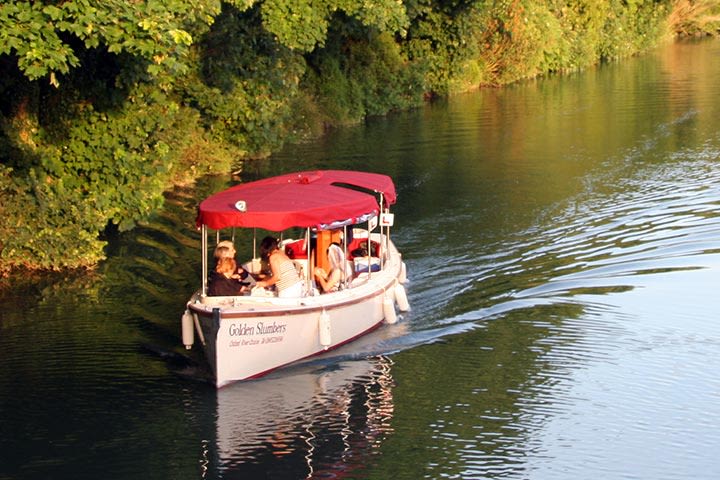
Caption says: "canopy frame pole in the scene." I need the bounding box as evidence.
[365,220,372,280]
[379,194,385,270]
[305,227,312,294]
[386,208,391,264]
[342,225,349,289]
[201,224,208,297]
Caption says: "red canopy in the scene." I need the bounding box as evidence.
[196,170,396,231]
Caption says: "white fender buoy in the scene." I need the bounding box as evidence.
[319,310,332,348]
[399,261,407,284]
[394,283,410,312]
[181,309,194,349]
[383,295,398,324]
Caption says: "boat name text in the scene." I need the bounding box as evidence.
[228,321,287,337]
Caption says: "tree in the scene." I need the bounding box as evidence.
[0,0,232,86]
[0,0,412,274]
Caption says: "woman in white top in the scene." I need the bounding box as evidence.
[314,232,352,293]
[255,237,303,297]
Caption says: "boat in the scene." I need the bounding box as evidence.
[181,170,409,388]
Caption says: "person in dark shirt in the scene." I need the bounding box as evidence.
[214,240,250,279]
[208,257,249,296]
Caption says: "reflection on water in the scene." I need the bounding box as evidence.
[1,39,720,479]
[211,358,395,479]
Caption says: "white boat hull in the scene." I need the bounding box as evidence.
[187,235,406,387]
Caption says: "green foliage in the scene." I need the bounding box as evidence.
[543,0,608,70]
[46,95,170,231]
[181,5,308,157]
[259,0,409,51]
[402,0,676,92]
[0,0,223,85]
[0,60,237,273]
[402,1,486,95]
[303,55,364,125]
[596,0,670,60]
[0,164,106,274]
[261,0,333,51]
[0,0,710,274]
[304,28,426,124]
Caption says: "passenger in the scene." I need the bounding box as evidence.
[314,231,353,293]
[214,240,251,280]
[255,236,304,298]
[208,257,250,296]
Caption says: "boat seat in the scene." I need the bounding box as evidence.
[347,238,381,259]
[284,239,308,259]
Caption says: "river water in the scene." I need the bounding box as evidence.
[2,38,720,480]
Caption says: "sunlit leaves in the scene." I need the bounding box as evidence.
[0,2,79,80]
[260,0,409,51]
[0,0,222,84]
[169,29,194,46]
[339,0,409,36]
[0,0,410,83]
[261,0,331,51]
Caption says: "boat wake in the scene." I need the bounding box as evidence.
[401,147,720,341]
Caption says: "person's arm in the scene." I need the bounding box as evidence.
[256,255,279,288]
[314,267,340,292]
[233,264,248,278]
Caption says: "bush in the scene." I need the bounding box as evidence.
[0,71,237,273]
[180,5,307,158]
[303,19,426,125]
[0,165,106,275]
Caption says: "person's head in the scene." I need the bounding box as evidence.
[331,230,343,246]
[216,256,237,276]
[260,236,279,260]
[214,240,236,260]
[330,229,343,246]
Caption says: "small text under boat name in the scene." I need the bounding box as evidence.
[228,321,287,347]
